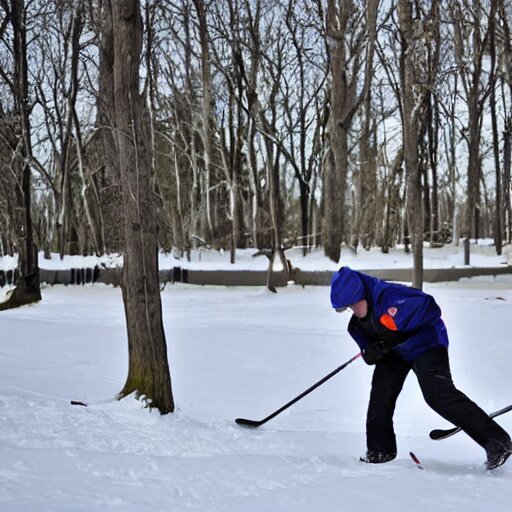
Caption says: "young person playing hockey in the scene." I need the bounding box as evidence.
[330,266,512,470]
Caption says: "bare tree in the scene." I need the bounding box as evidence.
[500,1,512,243]
[94,0,122,254]
[210,0,248,262]
[451,0,492,243]
[155,1,201,256]
[438,68,461,246]
[419,2,441,248]
[258,21,290,289]
[488,0,502,254]
[322,0,370,262]
[281,0,328,256]
[354,0,379,250]
[240,0,264,249]
[399,0,423,289]
[0,0,41,310]
[192,0,215,240]
[112,0,174,414]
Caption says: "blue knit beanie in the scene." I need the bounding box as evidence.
[330,267,365,309]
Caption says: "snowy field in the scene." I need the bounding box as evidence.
[1,277,512,511]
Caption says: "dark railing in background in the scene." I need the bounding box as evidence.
[2,265,511,290]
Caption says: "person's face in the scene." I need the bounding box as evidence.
[335,299,368,319]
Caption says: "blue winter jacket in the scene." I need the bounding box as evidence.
[331,267,448,361]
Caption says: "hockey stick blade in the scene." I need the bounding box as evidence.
[430,403,512,441]
[429,425,460,440]
[235,418,263,428]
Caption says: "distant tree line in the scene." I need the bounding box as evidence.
[1,0,512,282]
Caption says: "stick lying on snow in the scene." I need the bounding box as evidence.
[70,400,88,407]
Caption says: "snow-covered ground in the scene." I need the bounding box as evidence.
[1,278,512,511]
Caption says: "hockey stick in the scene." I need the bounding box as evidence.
[429,404,512,441]
[235,352,362,428]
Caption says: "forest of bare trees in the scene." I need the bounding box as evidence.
[1,0,512,281]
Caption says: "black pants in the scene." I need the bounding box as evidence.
[367,346,510,454]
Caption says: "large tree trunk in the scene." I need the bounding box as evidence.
[322,0,350,263]
[0,0,41,311]
[322,0,367,262]
[112,0,174,414]
[399,0,423,289]
[322,122,348,263]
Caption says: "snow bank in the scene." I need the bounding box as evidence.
[0,240,509,274]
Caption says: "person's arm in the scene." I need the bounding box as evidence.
[347,317,371,352]
[348,317,386,365]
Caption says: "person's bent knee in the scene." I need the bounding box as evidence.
[420,377,457,410]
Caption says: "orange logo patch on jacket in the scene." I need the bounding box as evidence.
[380,313,398,331]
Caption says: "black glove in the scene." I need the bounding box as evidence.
[362,341,389,365]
